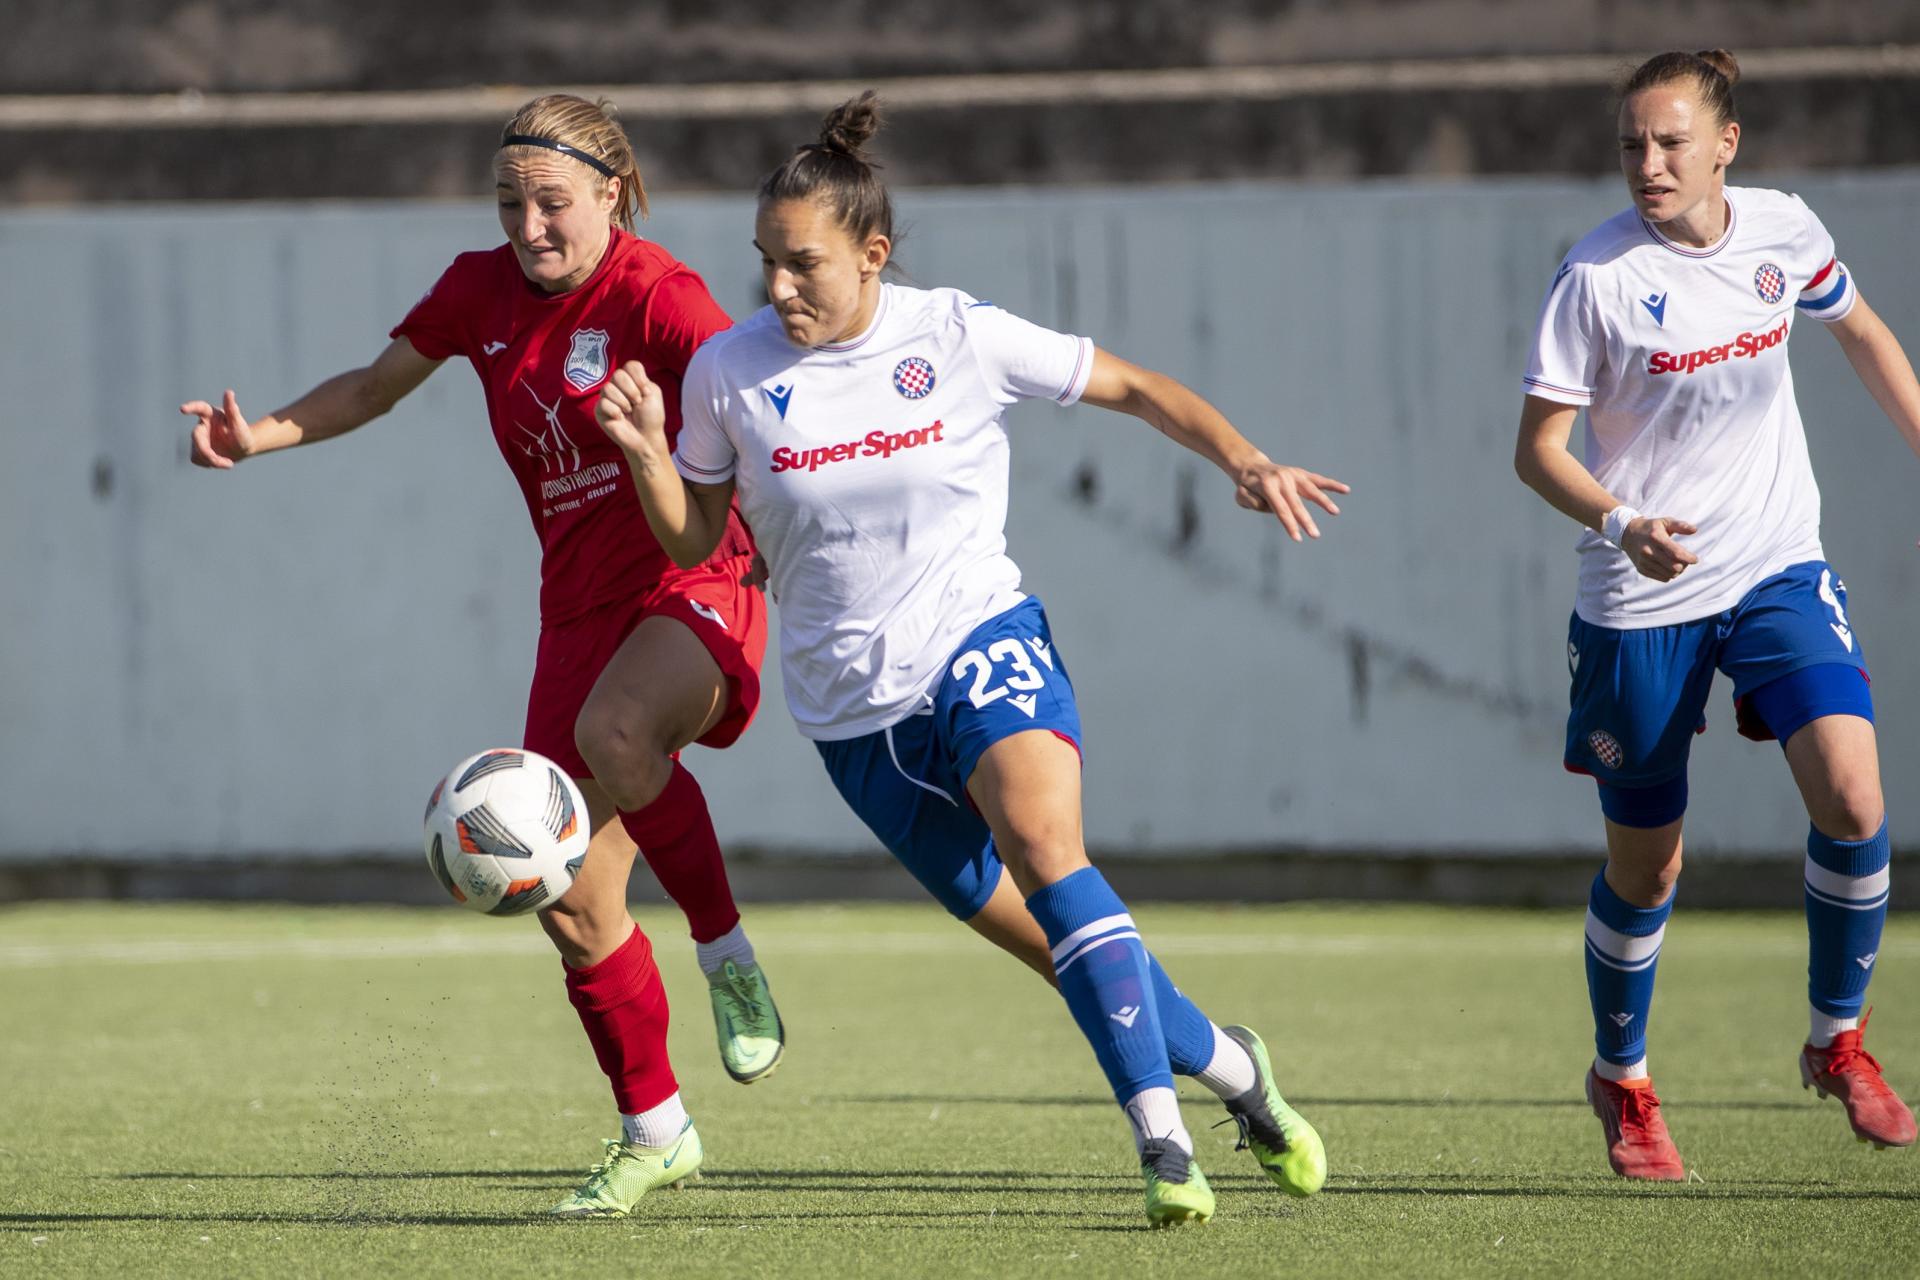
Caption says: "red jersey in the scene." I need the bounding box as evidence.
[393,230,751,623]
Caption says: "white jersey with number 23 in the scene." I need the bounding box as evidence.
[675,283,1094,740]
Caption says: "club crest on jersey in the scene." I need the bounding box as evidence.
[564,328,611,391]
[1587,729,1625,771]
[893,356,936,400]
[1754,262,1787,305]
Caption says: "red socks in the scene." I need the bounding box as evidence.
[619,762,741,943]
[562,925,677,1114]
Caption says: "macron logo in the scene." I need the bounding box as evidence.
[1857,952,1877,970]
[1609,1013,1635,1028]
[1110,1005,1141,1029]
[1640,292,1668,327]
[765,384,794,420]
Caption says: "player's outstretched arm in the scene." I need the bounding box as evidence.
[180,337,441,469]
[1828,294,1920,473]
[1077,348,1348,542]
[595,359,733,568]
[1514,394,1699,582]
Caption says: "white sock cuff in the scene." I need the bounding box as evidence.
[1809,1008,1861,1048]
[621,1092,689,1147]
[1122,1086,1192,1156]
[1593,1056,1649,1083]
[695,923,755,975]
[1192,1024,1258,1100]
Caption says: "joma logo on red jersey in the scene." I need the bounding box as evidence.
[769,421,947,474]
[1648,317,1789,375]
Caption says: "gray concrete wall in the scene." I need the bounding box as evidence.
[4,172,1917,861]
[12,1,1919,92]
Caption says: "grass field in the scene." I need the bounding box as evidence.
[4,900,1917,1278]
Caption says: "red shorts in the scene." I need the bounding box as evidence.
[524,554,768,778]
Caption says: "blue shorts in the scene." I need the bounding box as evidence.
[816,596,1083,920]
[1564,560,1872,800]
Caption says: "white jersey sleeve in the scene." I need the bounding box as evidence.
[672,342,739,484]
[958,297,1095,408]
[1522,259,1604,406]
[1790,196,1857,324]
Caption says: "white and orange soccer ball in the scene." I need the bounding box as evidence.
[422,748,587,916]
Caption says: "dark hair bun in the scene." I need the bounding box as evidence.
[1695,48,1741,86]
[819,91,883,157]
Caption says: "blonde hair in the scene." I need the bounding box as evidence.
[499,94,648,229]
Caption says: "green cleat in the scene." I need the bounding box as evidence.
[549,1122,704,1218]
[1141,1138,1215,1227]
[1220,1024,1328,1197]
[707,959,785,1084]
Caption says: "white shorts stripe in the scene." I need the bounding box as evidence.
[884,724,956,806]
[1048,912,1134,964]
[1584,908,1666,967]
[1055,929,1142,974]
[1803,856,1890,903]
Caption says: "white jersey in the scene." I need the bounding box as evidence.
[1523,185,1857,628]
[676,283,1094,739]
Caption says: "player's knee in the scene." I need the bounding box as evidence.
[540,888,631,968]
[1603,832,1682,907]
[1810,777,1885,843]
[1606,857,1680,909]
[997,832,1090,897]
[574,703,673,811]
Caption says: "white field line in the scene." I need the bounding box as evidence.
[2,46,1916,131]
[0,929,1909,970]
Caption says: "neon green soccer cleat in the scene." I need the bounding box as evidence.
[549,1122,704,1218]
[1141,1138,1215,1227]
[1220,1024,1328,1197]
[708,959,785,1084]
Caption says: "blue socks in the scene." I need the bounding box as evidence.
[1148,953,1216,1077]
[1025,867,1176,1101]
[1584,870,1672,1068]
[1805,818,1891,1018]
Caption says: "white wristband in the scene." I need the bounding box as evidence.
[1601,504,1639,549]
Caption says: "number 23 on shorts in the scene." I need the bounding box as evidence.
[951,635,1057,713]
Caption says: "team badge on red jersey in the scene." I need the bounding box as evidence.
[1754,263,1786,305]
[564,328,611,391]
[893,356,935,400]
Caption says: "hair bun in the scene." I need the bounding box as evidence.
[819,90,884,156]
[1695,49,1741,86]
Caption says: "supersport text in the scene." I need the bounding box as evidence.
[770,421,947,474]
[1648,317,1789,376]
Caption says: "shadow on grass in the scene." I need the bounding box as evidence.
[2,1204,1137,1229]
[69,1163,1920,1218]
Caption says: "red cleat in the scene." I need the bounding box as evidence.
[1586,1069,1687,1181]
[1801,1011,1918,1150]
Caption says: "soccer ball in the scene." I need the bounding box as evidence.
[422,748,588,916]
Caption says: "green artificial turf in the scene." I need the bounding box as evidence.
[3,900,1916,1277]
